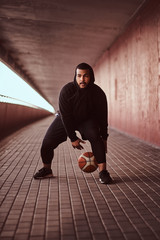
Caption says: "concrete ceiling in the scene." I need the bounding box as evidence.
[0,0,145,110]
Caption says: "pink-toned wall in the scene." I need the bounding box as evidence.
[0,103,52,140]
[94,0,160,147]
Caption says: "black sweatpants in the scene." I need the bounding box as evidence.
[41,115,106,164]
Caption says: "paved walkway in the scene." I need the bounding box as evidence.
[0,116,160,240]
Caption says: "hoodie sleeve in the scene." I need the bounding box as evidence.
[95,86,109,140]
[59,84,78,142]
[100,94,109,140]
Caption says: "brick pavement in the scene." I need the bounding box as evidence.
[0,116,160,240]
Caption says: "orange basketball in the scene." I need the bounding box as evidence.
[78,152,98,173]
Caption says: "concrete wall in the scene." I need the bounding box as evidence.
[0,103,52,140]
[95,0,160,147]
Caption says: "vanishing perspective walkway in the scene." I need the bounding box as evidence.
[0,116,160,240]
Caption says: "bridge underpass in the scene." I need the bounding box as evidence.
[0,0,160,239]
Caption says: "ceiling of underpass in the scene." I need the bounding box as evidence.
[0,0,145,110]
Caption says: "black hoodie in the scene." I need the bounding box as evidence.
[59,63,108,142]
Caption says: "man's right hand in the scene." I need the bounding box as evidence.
[71,138,86,150]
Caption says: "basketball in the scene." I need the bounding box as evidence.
[78,152,98,173]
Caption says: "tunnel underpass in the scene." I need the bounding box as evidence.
[0,0,160,239]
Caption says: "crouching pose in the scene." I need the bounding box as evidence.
[34,63,112,184]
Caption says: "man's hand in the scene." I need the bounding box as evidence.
[72,138,86,150]
[103,140,108,153]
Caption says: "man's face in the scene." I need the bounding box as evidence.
[76,69,91,88]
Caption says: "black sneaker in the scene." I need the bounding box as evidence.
[99,170,112,184]
[34,167,53,179]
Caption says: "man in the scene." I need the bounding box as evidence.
[34,63,112,184]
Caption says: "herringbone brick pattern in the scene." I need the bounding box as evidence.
[0,116,160,240]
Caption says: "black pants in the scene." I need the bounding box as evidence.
[41,115,106,164]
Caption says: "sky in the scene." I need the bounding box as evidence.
[0,61,54,113]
